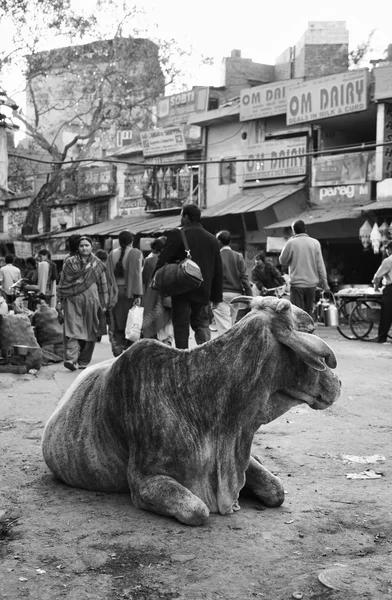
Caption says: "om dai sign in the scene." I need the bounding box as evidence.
[243,137,307,181]
[286,69,368,125]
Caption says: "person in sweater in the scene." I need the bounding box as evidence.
[251,251,285,295]
[106,231,144,357]
[372,240,392,344]
[0,255,21,306]
[279,220,329,315]
[213,230,252,335]
[154,204,223,349]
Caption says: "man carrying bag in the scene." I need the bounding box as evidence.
[154,204,223,349]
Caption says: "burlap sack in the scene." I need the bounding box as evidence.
[0,313,42,370]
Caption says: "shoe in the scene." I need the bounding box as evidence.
[64,361,78,371]
[78,364,88,369]
[209,322,217,332]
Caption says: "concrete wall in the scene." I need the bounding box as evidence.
[205,120,245,207]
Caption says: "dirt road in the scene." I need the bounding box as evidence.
[0,328,391,600]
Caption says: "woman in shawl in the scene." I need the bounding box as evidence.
[57,236,109,371]
[107,231,144,357]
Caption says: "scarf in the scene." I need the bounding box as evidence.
[57,254,105,299]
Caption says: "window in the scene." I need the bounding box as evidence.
[219,158,236,185]
[117,130,133,147]
[94,200,108,223]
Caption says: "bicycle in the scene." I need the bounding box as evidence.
[335,287,391,342]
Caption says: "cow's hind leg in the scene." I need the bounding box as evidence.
[244,454,285,507]
[135,475,210,526]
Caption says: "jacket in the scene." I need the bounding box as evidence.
[155,223,223,304]
[279,233,328,289]
[220,246,252,295]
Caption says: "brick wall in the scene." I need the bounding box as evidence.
[222,57,274,98]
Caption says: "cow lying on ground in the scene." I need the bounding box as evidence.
[42,296,340,526]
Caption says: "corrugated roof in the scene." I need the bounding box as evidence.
[264,204,365,230]
[49,213,182,238]
[201,183,306,218]
[361,199,392,211]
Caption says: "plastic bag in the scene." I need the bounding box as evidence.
[125,305,144,342]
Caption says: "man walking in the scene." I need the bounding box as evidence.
[213,230,252,335]
[279,219,329,314]
[372,240,392,344]
[155,204,223,349]
[0,255,21,306]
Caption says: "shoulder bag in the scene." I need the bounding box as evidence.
[151,229,204,296]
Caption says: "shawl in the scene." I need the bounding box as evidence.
[57,254,106,300]
[107,246,144,308]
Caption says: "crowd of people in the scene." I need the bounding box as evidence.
[2,210,392,369]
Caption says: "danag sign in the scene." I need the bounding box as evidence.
[243,137,307,182]
[240,80,301,121]
[310,183,371,206]
[286,69,368,125]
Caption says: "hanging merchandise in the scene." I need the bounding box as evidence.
[378,220,389,243]
[389,221,392,239]
[157,167,165,188]
[179,165,191,192]
[141,169,152,193]
[164,167,173,190]
[370,223,382,254]
[359,220,372,249]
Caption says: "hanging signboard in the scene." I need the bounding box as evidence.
[140,127,187,157]
[312,153,369,186]
[13,241,32,258]
[382,103,392,179]
[243,136,307,182]
[240,79,302,121]
[309,183,371,206]
[286,69,368,125]
[157,88,209,127]
[374,65,392,101]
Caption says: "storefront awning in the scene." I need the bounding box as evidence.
[361,199,392,211]
[264,204,365,230]
[201,182,306,218]
[48,213,182,239]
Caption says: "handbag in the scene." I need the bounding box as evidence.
[151,229,204,297]
[125,305,144,342]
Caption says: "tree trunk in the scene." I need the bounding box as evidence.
[22,174,62,236]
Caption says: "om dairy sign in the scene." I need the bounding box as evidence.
[243,136,307,181]
[240,80,301,121]
[286,69,368,125]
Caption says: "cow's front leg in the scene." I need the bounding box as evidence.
[133,475,210,526]
[244,454,285,507]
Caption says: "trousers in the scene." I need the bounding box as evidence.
[63,335,95,367]
[378,283,392,342]
[290,286,316,315]
[171,296,210,349]
[213,291,241,335]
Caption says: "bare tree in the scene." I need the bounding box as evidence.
[349,30,376,67]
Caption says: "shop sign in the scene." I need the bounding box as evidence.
[240,79,302,121]
[145,152,186,165]
[382,103,392,179]
[243,136,307,182]
[13,241,32,258]
[286,69,368,125]
[157,88,209,127]
[312,153,368,186]
[310,183,371,206]
[77,165,117,198]
[140,127,187,157]
[374,65,392,101]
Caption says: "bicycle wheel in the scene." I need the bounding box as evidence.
[349,299,382,341]
[336,298,357,340]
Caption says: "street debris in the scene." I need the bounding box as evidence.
[340,454,386,464]
[318,566,352,591]
[346,469,383,480]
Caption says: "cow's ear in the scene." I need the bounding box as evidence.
[276,330,337,371]
[230,296,253,305]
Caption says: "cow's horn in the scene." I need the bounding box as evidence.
[278,330,337,371]
[229,295,253,305]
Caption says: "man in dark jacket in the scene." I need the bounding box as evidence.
[155,204,223,349]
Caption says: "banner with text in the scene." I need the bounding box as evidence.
[309,183,371,206]
[243,136,307,182]
[382,103,392,179]
[312,153,369,187]
[157,88,209,127]
[240,79,302,121]
[286,69,368,125]
[140,127,187,157]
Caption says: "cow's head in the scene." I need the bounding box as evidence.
[231,296,340,413]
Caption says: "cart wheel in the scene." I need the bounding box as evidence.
[336,298,357,340]
[349,299,382,341]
